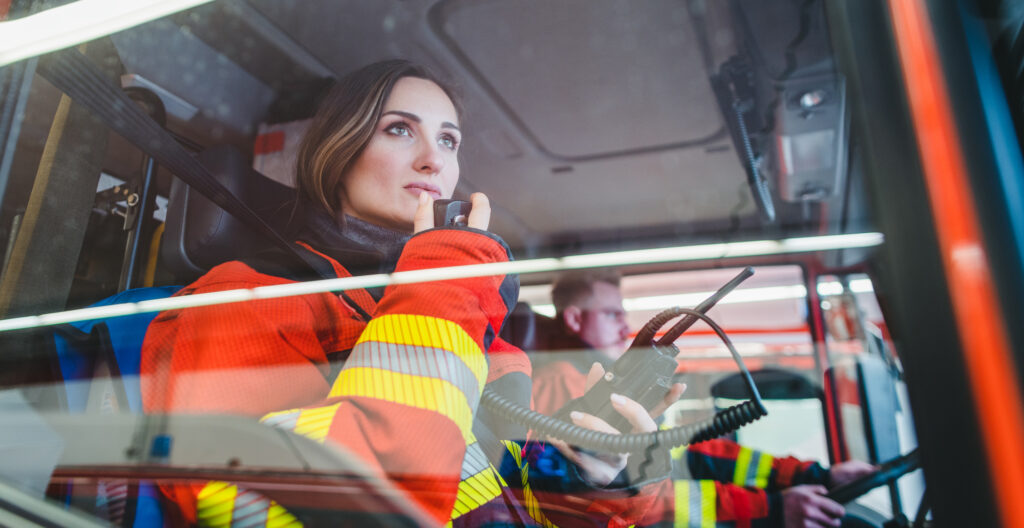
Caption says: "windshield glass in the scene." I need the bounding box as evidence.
[0,1,1019,526]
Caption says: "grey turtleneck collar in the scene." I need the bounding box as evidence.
[337,214,412,267]
[296,208,412,300]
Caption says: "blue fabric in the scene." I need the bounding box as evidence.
[134,482,164,527]
[54,286,181,412]
[53,286,181,527]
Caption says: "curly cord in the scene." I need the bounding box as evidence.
[480,308,767,453]
[732,97,776,223]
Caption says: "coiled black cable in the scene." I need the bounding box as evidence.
[480,308,767,453]
[732,97,776,223]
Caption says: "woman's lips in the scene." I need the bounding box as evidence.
[404,183,442,199]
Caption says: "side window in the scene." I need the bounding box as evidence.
[664,266,828,466]
[819,273,924,519]
[522,265,831,465]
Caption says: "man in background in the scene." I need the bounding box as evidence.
[530,270,875,528]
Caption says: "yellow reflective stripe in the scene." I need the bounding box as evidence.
[331,367,474,441]
[733,447,753,486]
[264,503,303,528]
[699,480,716,528]
[504,440,523,467]
[522,483,557,528]
[449,467,504,520]
[755,453,774,489]
[261,403,342,444]
[196,481,303,528]
[500,441,557,528]
[674,480,689,527]
[674,480,716,528]
[196,481,236,527]
[292,403,341,443]
[354,314,487,388]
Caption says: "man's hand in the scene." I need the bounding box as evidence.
[828,460,877,489]
[782,485,845,528]
[548,362,685,486]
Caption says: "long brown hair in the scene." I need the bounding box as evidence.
[295,60,462,217]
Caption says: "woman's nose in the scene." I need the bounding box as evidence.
[415,142,445,174]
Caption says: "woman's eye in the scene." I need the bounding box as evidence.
[385,123,411,137]
[439,134,459,151]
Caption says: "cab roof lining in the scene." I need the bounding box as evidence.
[111,0,851,254]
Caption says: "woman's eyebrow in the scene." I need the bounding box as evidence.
[382,110,460,132]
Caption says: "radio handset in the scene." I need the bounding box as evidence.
[556,267,756,433]
[433,198,766,456]
[433,199,472,227]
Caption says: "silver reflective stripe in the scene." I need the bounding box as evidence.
[346,341,481,407]
[745,450,762,487]
[260,410,299,430]
[461,442,490,479]
[231,489,270,527]
[688,481,703,527]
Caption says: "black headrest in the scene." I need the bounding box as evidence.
[711,368,821,400]
[160,145,296,281]
[501,302,538,351]
[500,302,562,353]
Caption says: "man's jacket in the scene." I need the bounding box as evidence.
[529,330,830,527]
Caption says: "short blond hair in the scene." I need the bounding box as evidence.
[551,269,622,316]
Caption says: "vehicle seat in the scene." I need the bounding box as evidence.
[711,368,821,401]
[56,144,286,413]
[51,144,285,526]
[161,144,296,283]
[500,302,538,351]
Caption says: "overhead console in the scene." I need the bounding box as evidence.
[716,0,850,220]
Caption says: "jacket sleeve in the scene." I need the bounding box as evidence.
[683,438,830,491]
[637,478,784,528]
[266,228,519,524]
[140,261,355,417]
[498,439,672,528]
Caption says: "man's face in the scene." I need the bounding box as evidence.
[573,281,631,360]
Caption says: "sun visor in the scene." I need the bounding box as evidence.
[429,0,730,160]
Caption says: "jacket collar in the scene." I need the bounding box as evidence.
[296,207,412,299]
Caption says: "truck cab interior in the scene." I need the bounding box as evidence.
[0,0,1022,526]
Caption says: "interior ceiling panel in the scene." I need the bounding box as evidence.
[248,0,427,76]
[432,0,724,159]
[458,145,753,235]
[237,0,759,251]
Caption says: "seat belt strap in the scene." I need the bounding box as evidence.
[35,49,330,280]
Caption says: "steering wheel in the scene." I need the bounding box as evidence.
[826,448,921,504]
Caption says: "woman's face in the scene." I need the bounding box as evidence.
[340,76,461,231]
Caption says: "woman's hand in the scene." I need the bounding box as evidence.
[548,362,686,486]
[413,192,491,233]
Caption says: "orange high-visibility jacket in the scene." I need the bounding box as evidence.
[142,227,664,526]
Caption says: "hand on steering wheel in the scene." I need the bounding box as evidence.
[782,485,845,528]
[825,449,921,504]
[828,460,878,489]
